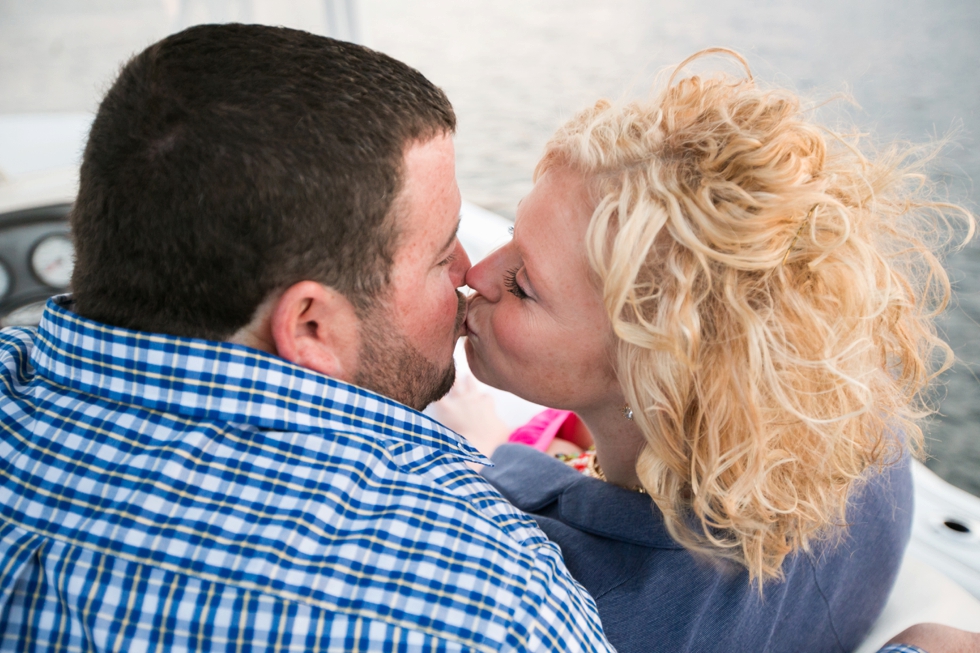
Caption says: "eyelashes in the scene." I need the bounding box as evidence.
[503,225,525,298]
[504,267,529,300]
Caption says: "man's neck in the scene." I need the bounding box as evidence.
[228,296,277,354]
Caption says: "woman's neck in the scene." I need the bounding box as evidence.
[576,403,647,490]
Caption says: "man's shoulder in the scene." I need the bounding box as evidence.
[0,513,607,652]
[2,400,598,648]
[0,326,37,379]
[378,433,557,544]
[0,312,611,649]
[0,326,39,429]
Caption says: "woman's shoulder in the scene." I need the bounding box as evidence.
[483,444,683,548]
[483,444,916,653]
[482,443,584,510]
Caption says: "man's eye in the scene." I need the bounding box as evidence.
[504,267,528,300]
[438,253,456,266]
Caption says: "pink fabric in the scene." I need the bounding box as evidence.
[507,409,580,452]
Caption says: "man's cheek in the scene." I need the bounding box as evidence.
[439,287,461,328]
[411,294,458,343]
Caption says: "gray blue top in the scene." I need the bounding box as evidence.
[484,443,912,653]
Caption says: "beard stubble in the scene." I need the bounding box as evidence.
[352,291,465,411]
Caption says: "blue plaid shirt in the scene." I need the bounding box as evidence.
[0,297,611,652]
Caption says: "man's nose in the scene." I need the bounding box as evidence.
[451,239,471,287]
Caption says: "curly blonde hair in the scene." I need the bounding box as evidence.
[536,49,975,584]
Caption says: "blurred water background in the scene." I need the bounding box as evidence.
[1,0,978,495]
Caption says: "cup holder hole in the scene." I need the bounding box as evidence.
[943,519,971,534]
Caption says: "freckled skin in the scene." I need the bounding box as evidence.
[464,166,620,413]
[355,134,471,410]
[388,135,469,364]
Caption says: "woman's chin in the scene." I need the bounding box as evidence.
[463,337,506,393]
[462,337,485,381]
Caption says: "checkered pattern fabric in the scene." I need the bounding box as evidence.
[0,297,611,652]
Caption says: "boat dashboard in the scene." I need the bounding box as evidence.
[0,203,73,327]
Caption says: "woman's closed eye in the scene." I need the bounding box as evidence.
[504,267,529,300]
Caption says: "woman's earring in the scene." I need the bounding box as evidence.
[622,404,634,420]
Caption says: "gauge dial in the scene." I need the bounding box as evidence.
[31,234,74,288]
[0,262,9,303]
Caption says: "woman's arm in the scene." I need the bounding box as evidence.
[879,623,980,653]
[431,374,592,457]
[430,374,512,457]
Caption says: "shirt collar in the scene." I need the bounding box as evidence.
[33,296,488,464]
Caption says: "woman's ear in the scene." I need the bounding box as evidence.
[269,280,362,381]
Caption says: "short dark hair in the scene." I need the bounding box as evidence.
[70,24,455,340]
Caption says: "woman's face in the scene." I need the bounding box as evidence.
[464,166,620,411]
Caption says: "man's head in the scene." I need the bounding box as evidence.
[70,24,469,409]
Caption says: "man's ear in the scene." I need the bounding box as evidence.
[269,281,361,381]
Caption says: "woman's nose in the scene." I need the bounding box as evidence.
[464,246,506,303]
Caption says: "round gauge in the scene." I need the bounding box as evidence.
[0,262,9,303]
[31,234,74,289]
